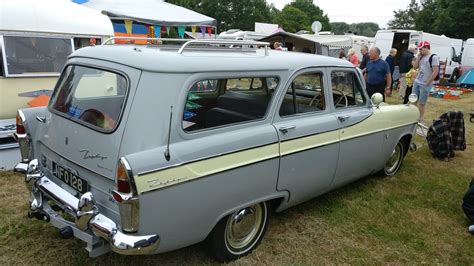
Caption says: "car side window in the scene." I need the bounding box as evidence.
[189,79,218,93]
[183,77,279,132]
[331,71,366,109]
[279,72,325,117]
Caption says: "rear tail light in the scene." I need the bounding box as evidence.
[114,158,139,233]
[16,111,26,134]
[116,158,137,194]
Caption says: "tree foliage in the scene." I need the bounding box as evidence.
[388,0,474,39]
[387,0,420,30]
[167,0,273,31]
[275,6,309,33]
[330,22,380,37]
[287,0,331,31]
[167,0,380,35]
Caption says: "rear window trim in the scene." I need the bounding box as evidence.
[48,63,131,134]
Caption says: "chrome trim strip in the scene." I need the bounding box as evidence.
[137,141,279,176]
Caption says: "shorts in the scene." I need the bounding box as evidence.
[412,82,430,105]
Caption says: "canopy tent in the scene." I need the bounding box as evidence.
[80,0,216,27]
[259,32,326,55]
[457,69,474,87]
[0,0,113,37]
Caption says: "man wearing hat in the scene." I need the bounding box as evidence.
[413,41,439,122]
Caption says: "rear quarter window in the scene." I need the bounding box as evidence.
[49,65,128,132]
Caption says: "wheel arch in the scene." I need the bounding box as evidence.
[205,192,289,240]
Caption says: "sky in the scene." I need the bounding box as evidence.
[267,0,413,28]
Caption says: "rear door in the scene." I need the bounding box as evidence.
[274,68,340,206]
[36,58,140,182]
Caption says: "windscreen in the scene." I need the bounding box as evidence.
[49,65,128,132]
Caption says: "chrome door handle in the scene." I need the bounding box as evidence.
[36,115,46,123]
[279,125,296,134]
[338,115,350,122]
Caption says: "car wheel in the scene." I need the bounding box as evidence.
[207,202,269,262]
[383,140,405,176]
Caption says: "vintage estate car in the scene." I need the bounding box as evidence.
[14,38,419,262]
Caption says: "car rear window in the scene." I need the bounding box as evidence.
[49,65,127,132]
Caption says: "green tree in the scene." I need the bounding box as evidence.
[388,0,420,30]
[389,0,474,39]
[422,0,474,39]
[167,0,274,32]
[330,22,350,35]
[350,23,380,37]
[330,22,379,37]
[287,0,331,31]
[275,6,309,33]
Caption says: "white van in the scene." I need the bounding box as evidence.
[461,39,474,72]
[0,0,113,169]
[373,30,459,78]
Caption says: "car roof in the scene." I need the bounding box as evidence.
[71,44,353,73]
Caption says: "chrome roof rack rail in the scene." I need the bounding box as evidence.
[102,37,270,56]
[177,39,270,56]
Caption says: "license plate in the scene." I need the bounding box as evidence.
[52,162,88,194]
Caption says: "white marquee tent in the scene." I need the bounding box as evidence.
[80,0,216,26]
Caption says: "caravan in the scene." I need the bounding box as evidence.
[0,0,113,169]
[373,30,460,79]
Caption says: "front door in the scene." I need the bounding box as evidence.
[329,69,385,188]
[274,69,340,207]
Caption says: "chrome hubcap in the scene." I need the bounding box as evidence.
[385,143,402,174]
[225,204,262,250]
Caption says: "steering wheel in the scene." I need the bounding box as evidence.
[333,89,348,108]
[309,93,323,108]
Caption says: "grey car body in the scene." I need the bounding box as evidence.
[15,39,419,261]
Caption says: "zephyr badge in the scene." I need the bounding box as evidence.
[79,149,108,160]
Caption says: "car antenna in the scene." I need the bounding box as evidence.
[164,106,173,161]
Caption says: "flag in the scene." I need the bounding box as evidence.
[124,19,133,35]
[178,26,185,38]
[154,25,161,38]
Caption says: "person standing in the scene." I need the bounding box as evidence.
[403,57,418,104]
[359,45,370,71]
[273,42,283,51]
[385,48,397,96]
[413,41,439,122]
[399,45,416,100]
[347,48,359,67]
[338,48,346,60]
[364,47,392,102]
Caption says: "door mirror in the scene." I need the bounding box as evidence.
[371,93,384,106]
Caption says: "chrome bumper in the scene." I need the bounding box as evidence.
[17,159,160,257]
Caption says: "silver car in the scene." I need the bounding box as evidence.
[15,39,419,262]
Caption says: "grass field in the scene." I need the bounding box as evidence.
[0,90,473,264]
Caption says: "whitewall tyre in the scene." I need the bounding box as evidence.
[207,202,269,262]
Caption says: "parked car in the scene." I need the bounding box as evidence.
[14,38,419,262]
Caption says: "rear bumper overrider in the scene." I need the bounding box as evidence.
[15,159,160,257]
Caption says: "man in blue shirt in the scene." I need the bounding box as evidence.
[364,47,392,102]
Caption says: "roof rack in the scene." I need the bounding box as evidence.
[102,37,270,56]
